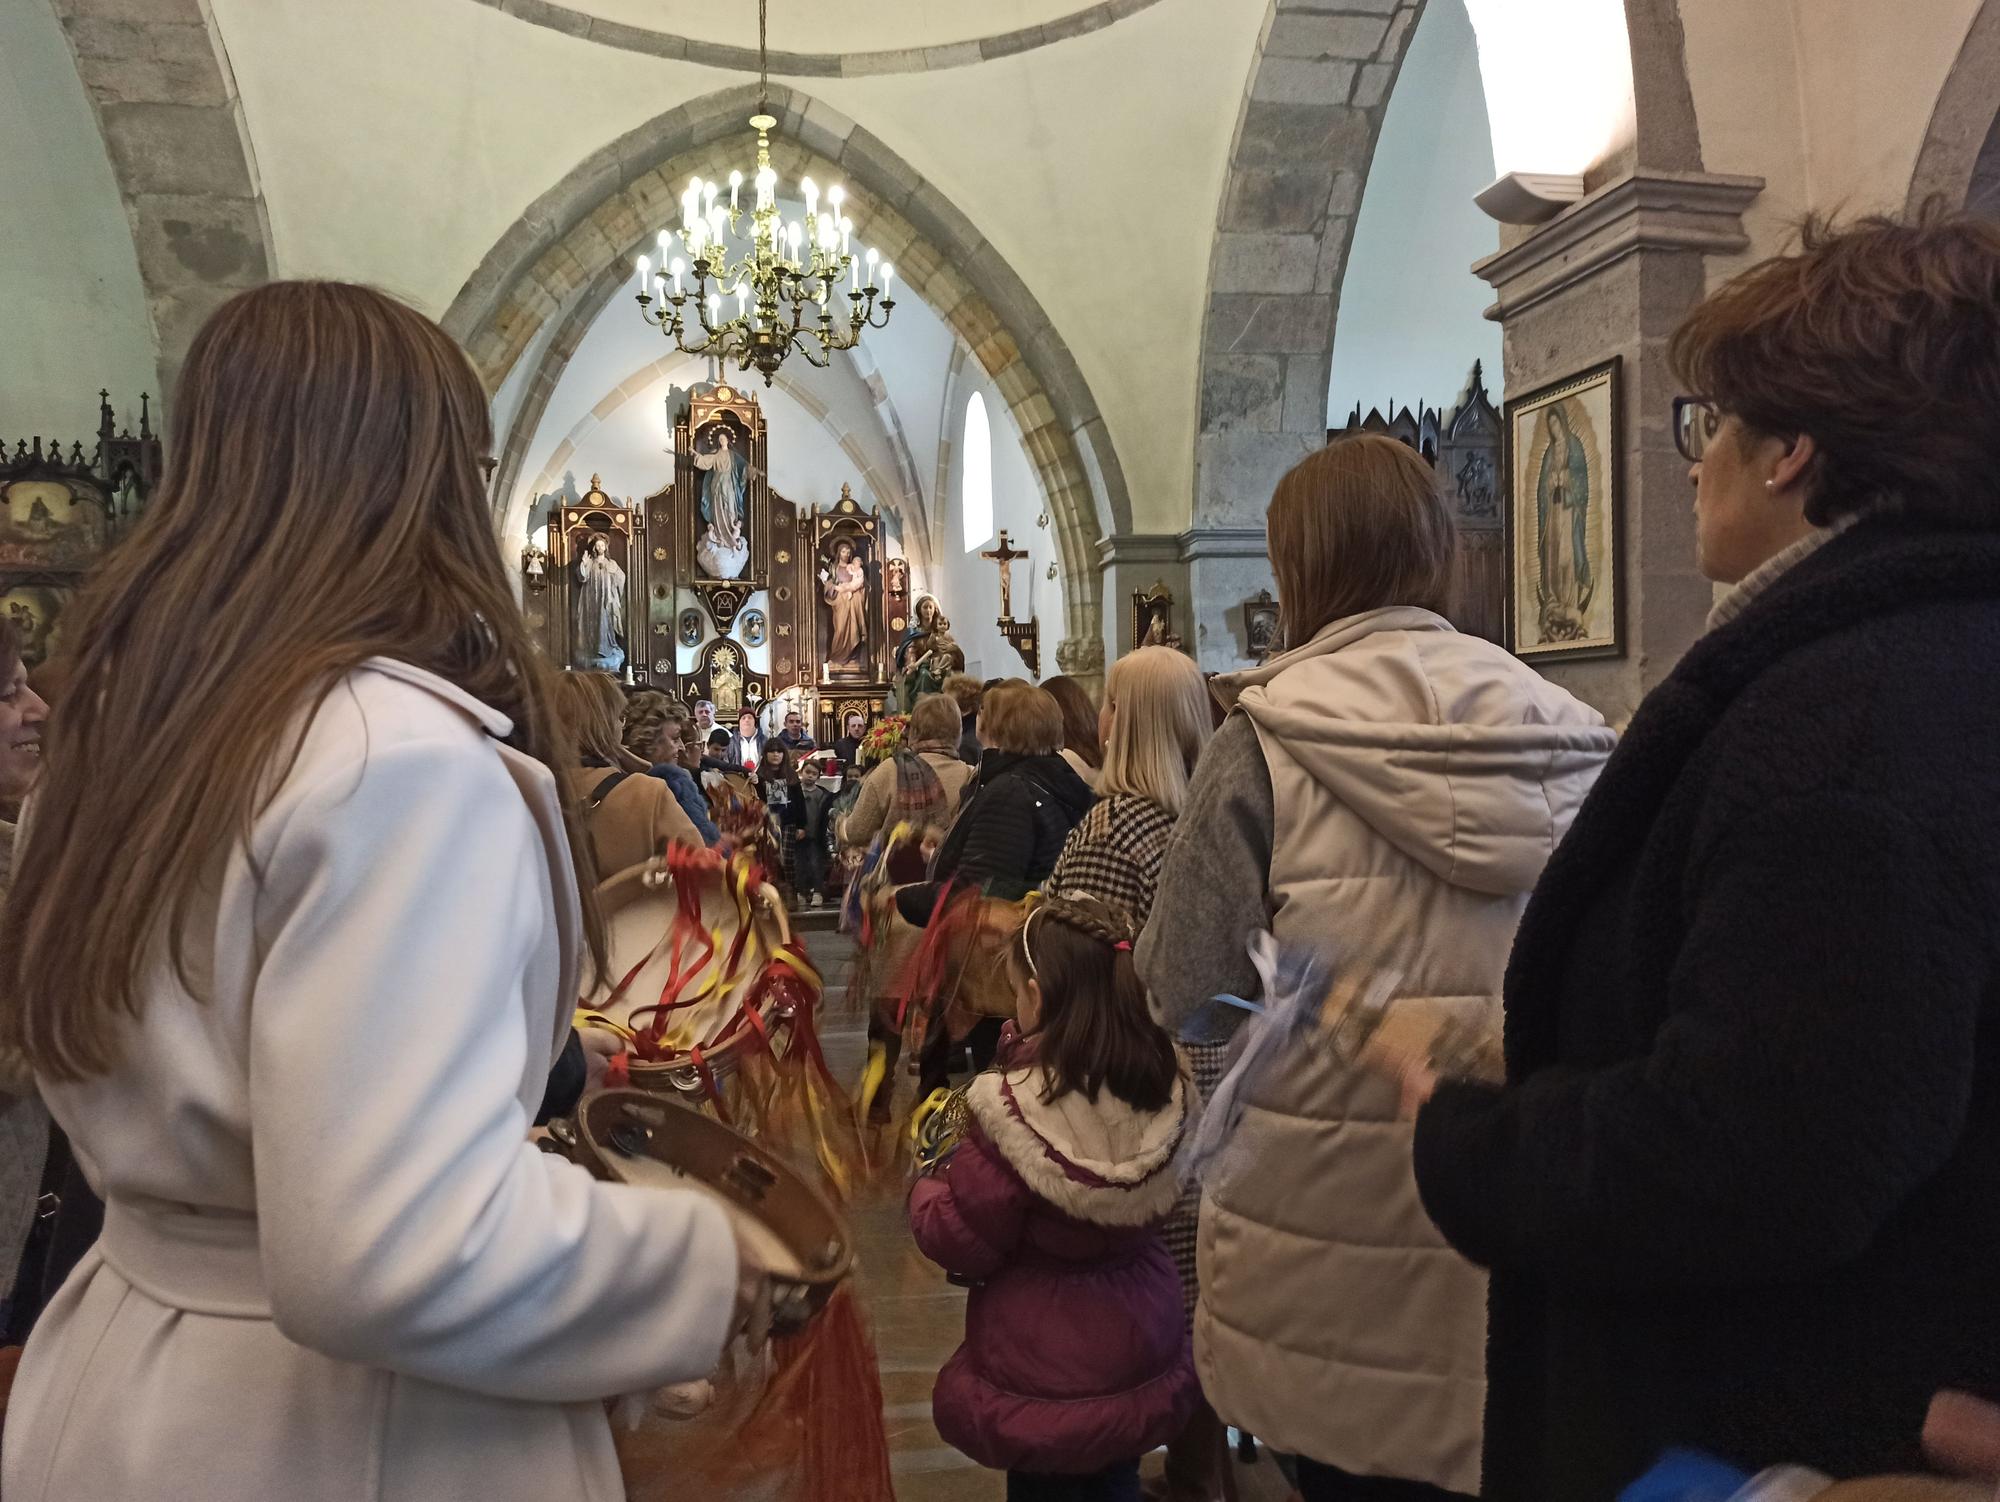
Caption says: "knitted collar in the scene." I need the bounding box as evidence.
[1705,511,1867,634]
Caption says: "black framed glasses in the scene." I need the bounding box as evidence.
[1672,396,1722,463]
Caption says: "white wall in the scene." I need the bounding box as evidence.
[1680,0,1985,279]
[936,363,1064,683]
[1329,0,1502,422]
[0,0,157,439]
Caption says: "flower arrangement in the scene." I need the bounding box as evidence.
[854,713,908,769]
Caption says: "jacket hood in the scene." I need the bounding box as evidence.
[978,751,1097,823]
[1219,608,1617,897]
[964,1066,1192,1227]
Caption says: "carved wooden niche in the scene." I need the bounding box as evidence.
[1437,361,1504,646]
[548,475,644,676]
[807,486,888,689]
[675,385,770,628]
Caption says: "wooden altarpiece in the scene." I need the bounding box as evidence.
[791,485,906,743]
[0,391,162,667]
[1437,362,1504,645]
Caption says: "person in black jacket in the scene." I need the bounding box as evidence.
[896,680,1093,1092]
[1400,212,2000,1500]
[897,678,1094,925]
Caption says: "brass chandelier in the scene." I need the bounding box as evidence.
[634,0,894,384]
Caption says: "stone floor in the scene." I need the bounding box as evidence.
[792,922,1295,1502]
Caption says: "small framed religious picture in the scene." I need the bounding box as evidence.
[1131,581,1183,652]
[1503,358,1624,661]
[1243,589,1280,662]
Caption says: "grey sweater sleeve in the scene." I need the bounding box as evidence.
[1136,712,1274,1042]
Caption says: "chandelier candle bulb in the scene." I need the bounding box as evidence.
[729,170,742,210]
[671,258,685,293]
[881,264,894,297]
[636,255,649,292]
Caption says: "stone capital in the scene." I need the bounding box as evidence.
[1473,171,1765,323]
[1055,635,1105,684]
[1096,531,1183,567]
[1178,525,1271,561]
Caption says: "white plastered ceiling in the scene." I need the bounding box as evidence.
[204,0,1265,536]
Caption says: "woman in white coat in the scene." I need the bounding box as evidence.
[0,282,750,1502]
[1137,435,1616,1502]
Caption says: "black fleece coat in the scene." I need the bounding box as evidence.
[1413,520,2000,1500]
[897,750,1094,923]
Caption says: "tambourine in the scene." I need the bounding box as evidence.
[543,1089,852,1331]
[908,1086,971,1174]
[586,850,813,1098]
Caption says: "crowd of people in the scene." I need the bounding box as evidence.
[0,209,1993,1502]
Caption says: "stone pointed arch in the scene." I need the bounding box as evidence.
[50,0,274,402]
[1909,0,2000,212]
[1190,0,1427,533]
[444,83,1123,673]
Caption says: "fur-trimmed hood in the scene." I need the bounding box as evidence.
[964,1066,1193,1227]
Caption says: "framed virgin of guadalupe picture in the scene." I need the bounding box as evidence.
[1503,358,1624,661]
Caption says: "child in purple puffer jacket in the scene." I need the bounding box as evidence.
[908,892,1200,1502]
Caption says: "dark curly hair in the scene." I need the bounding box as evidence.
[1669,208,2000,527]
[1011,892,1179,1111]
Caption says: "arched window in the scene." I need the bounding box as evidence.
[962,391,993,553]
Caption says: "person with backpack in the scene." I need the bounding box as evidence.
[555,671,703,877]
[838,694,975,864]
[896,680,1094,923]
[839,696,977,1123]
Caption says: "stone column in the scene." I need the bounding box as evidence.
[1475,170,1762,725]
[1097,532,1187,666]
[1180,527,1276,673]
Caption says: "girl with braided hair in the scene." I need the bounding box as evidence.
[908,893,1199,1502]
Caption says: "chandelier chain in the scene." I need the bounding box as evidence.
[758,0,768,111]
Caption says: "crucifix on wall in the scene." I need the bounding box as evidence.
[982,530,1029,618]
[981,529,1040,675]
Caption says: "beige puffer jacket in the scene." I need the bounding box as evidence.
[1195,607,1615,1494]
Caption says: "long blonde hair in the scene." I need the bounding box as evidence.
[0,281,603,1080]
[1096,646,1212,815]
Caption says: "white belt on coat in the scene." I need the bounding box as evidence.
[98,1199,272,1319]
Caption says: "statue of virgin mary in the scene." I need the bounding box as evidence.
[693,423,751,579]
[571,533,627,672]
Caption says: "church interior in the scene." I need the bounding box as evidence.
[5,1,2000,1500]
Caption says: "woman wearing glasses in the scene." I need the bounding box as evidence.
[1405,212,2000,1499]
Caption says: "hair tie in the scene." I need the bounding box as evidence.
[1113,940,1132,952]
